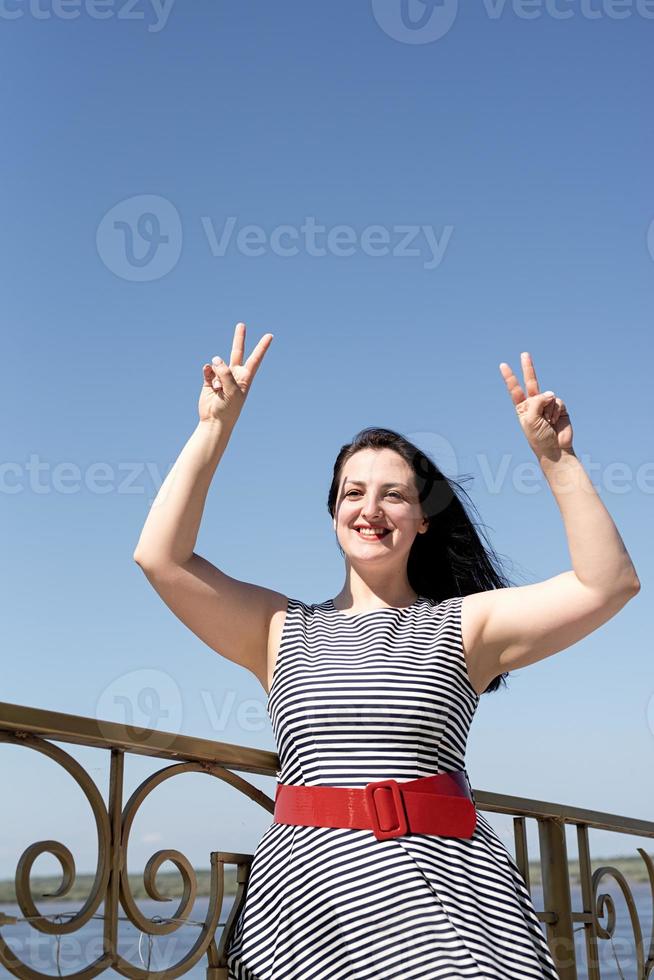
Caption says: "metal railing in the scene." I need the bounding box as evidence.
[0,701,652,979]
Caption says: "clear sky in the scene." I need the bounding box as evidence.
[2,1,653,881]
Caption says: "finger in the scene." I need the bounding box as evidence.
[549,397,562,425]
[211,356,237,394]
[206,358,224,390]
[203,364,220,388]
[230,321,246,368]
[498,361,526,407]
[552,398,568,425]
[520,352,541,398]
[540,391,556,421]
[244,332,274,380]
[205,363,223,390]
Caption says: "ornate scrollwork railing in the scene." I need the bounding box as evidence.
[0,700,653,980]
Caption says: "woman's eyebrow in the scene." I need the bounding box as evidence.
[343,479,411,490]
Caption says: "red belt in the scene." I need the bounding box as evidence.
[273,771,477,841]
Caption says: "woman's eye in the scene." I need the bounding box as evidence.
[345,490,401,498]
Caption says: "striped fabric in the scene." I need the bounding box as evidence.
[226,595,560,979]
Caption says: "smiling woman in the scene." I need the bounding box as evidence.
[325,426,516,692]
[133,325,638,979]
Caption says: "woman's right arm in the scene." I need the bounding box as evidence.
[132,324,285,684]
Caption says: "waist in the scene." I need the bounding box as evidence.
[273,770,477,841]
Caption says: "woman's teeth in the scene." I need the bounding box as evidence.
[355,528,390,537]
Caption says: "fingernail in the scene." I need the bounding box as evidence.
[212,356,222,364]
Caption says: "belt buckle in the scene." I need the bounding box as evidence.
[364,778,408,841]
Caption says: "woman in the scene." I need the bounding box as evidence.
[133,322,640,979]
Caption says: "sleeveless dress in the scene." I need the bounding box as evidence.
[225,594,560,980]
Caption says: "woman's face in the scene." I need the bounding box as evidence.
[333,447,428,564]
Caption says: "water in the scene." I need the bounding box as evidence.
[0,884,651,978]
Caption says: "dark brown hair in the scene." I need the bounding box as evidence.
[326,426,512,695]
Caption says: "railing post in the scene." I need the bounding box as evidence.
[104,748,123,963]
[538,816,578,979]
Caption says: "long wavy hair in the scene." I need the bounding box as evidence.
[326,426,512,695]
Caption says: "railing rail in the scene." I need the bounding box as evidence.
[1,701,652,979]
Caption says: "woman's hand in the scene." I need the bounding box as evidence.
[499,352,573,460]
[199,322,273,425]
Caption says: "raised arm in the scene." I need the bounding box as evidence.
[133,323,287,685]
[462,352,640,694]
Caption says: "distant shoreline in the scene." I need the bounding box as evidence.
[0,856,649,903]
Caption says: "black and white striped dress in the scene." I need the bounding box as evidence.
[226,594,560,979]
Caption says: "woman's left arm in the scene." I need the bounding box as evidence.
[464,353,640,684]
[539,449,639,595]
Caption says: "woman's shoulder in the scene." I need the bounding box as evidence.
[277,596,334,619]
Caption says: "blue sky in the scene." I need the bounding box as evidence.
[2,0,653,882]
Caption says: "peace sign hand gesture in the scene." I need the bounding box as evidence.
[499,352,573,461]
[199,322,273,425]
